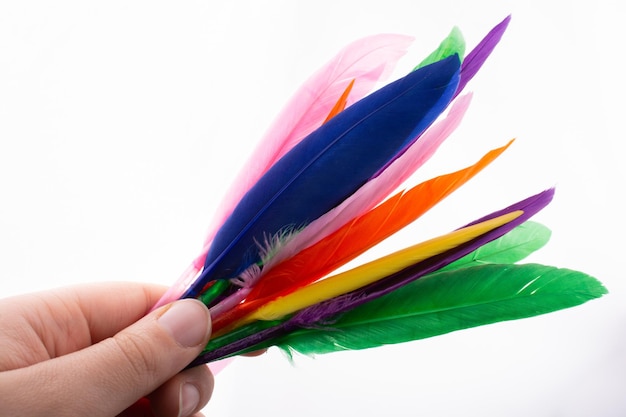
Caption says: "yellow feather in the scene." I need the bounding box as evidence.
[236,210,523,325]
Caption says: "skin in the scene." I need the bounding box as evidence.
[0,282,217,417]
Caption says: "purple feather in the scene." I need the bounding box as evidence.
[454,14,511,97]
[292,188,554,325]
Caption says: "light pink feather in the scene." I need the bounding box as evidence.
[201,34,414,247]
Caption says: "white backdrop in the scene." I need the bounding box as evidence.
[1,1,624,416]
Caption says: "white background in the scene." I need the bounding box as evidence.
[1,1,624,416]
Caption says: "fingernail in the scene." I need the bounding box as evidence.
[158,299,211,348]
[178,383,200,417]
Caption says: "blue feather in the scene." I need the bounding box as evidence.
[185,55,461,298]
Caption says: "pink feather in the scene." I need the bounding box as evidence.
[202,34,414,247]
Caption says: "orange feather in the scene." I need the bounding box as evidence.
[324,79,355,123]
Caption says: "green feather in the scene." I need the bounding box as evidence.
[437,221,551,273]
[276,263,607,355]
[415,26,466,70]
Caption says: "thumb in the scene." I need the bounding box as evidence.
[0,298,212,417]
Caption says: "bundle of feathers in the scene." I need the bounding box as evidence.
[153,15,606,367]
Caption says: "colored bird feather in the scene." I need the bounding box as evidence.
[159,15,606,369]
[198,54,461,287]
[274,263,606,356]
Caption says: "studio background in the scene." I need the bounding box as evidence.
[1,1,624,416]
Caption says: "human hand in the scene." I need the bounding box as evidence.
[0,282,213,417]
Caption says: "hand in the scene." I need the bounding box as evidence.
[0,282,213,417]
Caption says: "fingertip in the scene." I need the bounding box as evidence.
[179,383,200,416]
[149,365,214,417]
[157,299,212,348]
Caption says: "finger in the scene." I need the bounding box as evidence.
[148,365,214,417]
[58,282,169,342]
[0,298,211,417]
[0,282,168,359]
